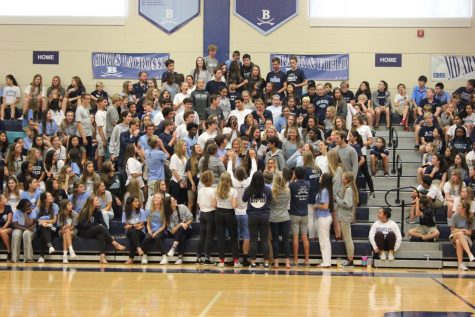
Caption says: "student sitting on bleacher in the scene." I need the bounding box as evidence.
[369,207,402,261]
[417,175,445,210]
[369,137,389,177]
[449,200,475,271]
[421,154,447,191]
[408,196,440,242]
[443,169,464,221]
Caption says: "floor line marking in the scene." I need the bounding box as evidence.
[431,277,475,310]
[199,291,222,317]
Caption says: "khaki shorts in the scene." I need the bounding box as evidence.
[97,139,105,156]
[393,105,406,116]
[413,225,439,236]
[290,215,308,235]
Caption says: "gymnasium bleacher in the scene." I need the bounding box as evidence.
[0,114,468,269]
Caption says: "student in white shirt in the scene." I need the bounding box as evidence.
[196,171,216,264]
[369,207,402,261]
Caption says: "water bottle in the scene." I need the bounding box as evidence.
[367,257,373,269]
[361,256,368,267]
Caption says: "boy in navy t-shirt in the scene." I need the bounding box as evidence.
[289,167,310,266]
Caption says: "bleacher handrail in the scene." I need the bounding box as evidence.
[384,185,418,238]
[390,127,399,174]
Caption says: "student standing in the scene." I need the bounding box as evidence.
[289,167,311,267]
[243,171,273,269]
[314,173,334,268]
[269,173,291,269]
[334,172,359,267]
[213,172,241,268]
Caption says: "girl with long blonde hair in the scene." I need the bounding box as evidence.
[269,172,291,268]
[213,172,240,267]
[335,172,359,267]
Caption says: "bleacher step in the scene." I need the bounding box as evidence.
[399,241,440,252]
[374,259,443,269]
[396,251,443,259]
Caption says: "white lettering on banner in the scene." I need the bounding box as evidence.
[92,54,168,71]
[380,57,397,63]
[275,55,349,71]
[262,10,270,20]
[38,54,54,60]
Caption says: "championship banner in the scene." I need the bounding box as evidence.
[432,55,475,81]
[92,52,169,79]
[270,54,349,81]
[139,0,200,34]
[234,0,298,35]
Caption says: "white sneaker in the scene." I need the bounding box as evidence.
[167,247,176,257]
[217,262,225,268]
[234,262,243,268]
[141,254,148,265]
[49,246,55,254]
[469,254,475,262]
[380,252,387,261]
[459,264,469,271]
[175,258,183,265]
[160,255,168,265]
[388,252,395,261]
[69,249,77,259]
[38,257,45,263]
[63,256,68,264]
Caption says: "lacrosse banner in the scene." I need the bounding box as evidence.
[234,0,298,35]
[270,53,350,81]
[139,0,200,34]
[92,52,169,79]
[432,55,475,81]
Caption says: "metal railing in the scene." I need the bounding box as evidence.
[384,185,418,237]
[394,155,403,203]
[390,127,399,174]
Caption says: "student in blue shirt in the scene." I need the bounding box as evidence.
[145,135,169,197]
[11,199,37,263]
[182,123,198,158]
[20,178,41,206]
[69,181,90,213]
[141,193,168,265]
[314,173,334,268]
[122,196,147,264]
[35,192,59,263]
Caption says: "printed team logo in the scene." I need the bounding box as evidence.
[257,10,275,26]
[139,0,200,34]
[235,0,298,35]
[100,67,123,78]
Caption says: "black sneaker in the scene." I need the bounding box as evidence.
[414,144,420,149]
[196,258,202,265]
[203,258,214,265]
[263,263,270,270]
[249,263,257,269]
[242,258,250,267]
[342,260,354,268]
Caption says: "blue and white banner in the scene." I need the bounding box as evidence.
[270,54,349,81]
[432,55,475,81]
[139,0,200,34]
[92,52,169,79]
[235,0,297,35]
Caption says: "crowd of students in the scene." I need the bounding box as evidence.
[0,45,474,269]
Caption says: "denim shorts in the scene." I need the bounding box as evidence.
[235,214,250,240]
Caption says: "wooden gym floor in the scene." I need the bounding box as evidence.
[0,263,474,317]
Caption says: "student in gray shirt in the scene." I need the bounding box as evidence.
[75,94,94,160]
